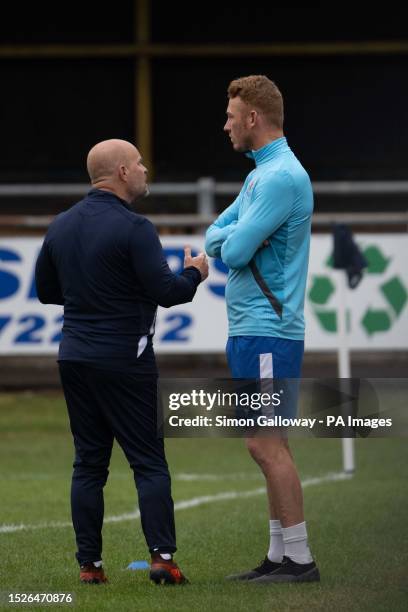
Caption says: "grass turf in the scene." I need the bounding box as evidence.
[0,392,407,611]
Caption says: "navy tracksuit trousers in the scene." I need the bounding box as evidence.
[59,361,176,565]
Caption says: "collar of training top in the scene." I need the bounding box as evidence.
[87,188,132,210]
[245,137,289,166]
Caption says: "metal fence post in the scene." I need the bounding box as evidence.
[197,177,216,216]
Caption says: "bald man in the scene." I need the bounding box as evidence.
[35,139,208,585]
[86,139,150,202]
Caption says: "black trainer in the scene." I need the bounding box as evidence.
[225,556,282,581]
[251,555,320,583]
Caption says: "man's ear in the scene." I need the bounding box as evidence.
[118,164,128,182]
[249,109,258,128]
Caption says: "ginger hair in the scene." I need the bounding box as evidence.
[228,75,284,129]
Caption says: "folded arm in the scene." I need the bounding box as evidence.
[221,171,294,269]
[205,195,241,258]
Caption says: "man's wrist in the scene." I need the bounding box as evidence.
[183,266,203,284]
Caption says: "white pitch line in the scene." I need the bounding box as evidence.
[175,472,263,481]
[0,472,351,535]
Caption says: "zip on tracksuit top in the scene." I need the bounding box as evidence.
[35,188,202,372]
[205,137,313,340]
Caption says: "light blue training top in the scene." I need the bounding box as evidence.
[205,137,313,340]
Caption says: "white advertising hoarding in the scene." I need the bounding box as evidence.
[0,235,407,354]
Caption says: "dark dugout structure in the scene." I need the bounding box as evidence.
[0,1,407,188]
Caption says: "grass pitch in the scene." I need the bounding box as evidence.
[0,392,407,611]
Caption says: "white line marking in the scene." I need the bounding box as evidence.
[175,472,263,481]
[0,472,351,535]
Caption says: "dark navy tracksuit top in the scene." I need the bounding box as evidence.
[35,189,201,374]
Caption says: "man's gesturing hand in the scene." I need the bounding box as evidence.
[184,246,209,281]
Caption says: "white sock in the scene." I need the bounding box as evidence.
[282,521,313,564]
[93,560,103,568]
[159,553,172,560]
[267,519,284,562]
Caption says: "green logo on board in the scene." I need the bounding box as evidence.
[308,245,407,335]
